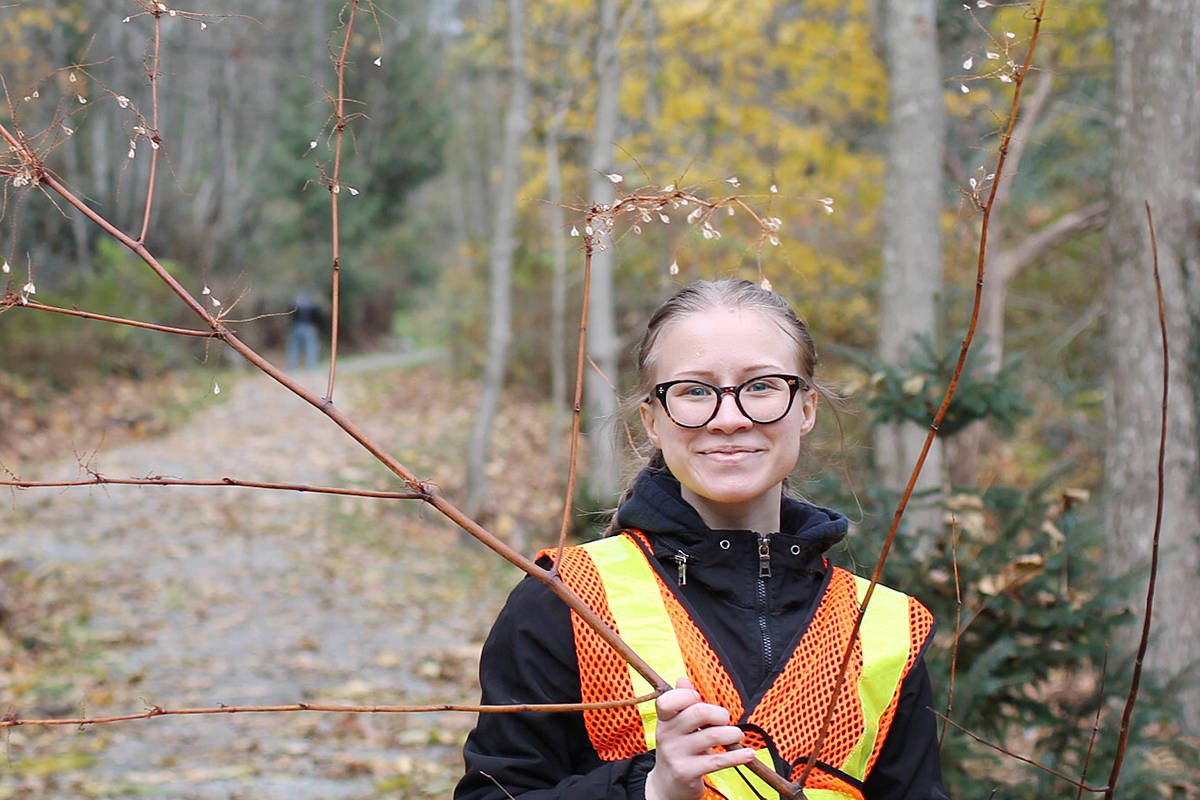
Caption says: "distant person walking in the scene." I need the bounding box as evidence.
[286,291,323,371]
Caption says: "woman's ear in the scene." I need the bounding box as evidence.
[640,401,662,449]
[797,389,818,435]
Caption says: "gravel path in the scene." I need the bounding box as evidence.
[1,354,523,799]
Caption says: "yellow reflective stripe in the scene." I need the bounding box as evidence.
[705,748,779,800]
[803,791,858,800]
[840,577,912,780]
[582,535,689,750]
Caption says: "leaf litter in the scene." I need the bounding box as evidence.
[1,352,572,799]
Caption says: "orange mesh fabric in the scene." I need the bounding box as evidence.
[748,568,866,767]
[795,765,866,800]
[549,545,647,760]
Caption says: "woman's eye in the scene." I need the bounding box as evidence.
[683,385,712,398]
[745,379,778,394]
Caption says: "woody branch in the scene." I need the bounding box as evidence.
[0,117,668,712]
[0,0,671,735]
[788,2,1118,795]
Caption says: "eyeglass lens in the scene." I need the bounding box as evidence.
[663,376,794,426]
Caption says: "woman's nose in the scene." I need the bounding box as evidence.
[706,390,753,431]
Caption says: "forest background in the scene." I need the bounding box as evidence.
[1,0,1199,798]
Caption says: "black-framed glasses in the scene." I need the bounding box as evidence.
[652,374,808,428]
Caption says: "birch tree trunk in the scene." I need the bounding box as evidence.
[1104,0,1200,732]
[873,0,946,543]
[584,0,622,502]
[464,0,530,519]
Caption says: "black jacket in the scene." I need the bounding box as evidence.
[455,468,950,800]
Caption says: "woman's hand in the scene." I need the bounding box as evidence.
[644,678,757,800]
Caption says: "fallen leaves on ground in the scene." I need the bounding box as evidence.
[1,354,586,799]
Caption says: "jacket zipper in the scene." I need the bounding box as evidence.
[757,533,773,669]
[674,550,689,587]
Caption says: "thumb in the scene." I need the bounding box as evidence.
[675,676,695,691]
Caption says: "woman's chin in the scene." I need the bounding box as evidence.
[683,479,781,520]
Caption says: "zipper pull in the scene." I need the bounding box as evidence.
[758,533,772,579]
[674,550,689,586]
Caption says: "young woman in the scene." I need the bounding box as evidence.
[455,280,948,800]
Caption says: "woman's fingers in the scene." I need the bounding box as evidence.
[645,678,758,800]
[658,695,727,729]
[655,681,703,722]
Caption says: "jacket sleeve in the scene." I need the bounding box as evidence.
[454,573,656,800]
[861,657,951,800]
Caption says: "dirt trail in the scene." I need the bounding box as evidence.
[2,354,524,799]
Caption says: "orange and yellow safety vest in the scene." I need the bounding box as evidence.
[542,531,935,800]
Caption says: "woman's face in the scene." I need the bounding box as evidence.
[639,305,817,532]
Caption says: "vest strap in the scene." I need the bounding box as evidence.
[840,577,912,779]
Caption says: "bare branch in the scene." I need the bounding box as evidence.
[940,522,964,748]
[1,295,218,337]
[552,240,596,575]
[992,64,1054,211]
[1104,202,1167,799]
[935,712,1107,793]
[0,118,671,720]
[794,2,1049,793]
[0,474,425,500]
[0,692,660,729]
[324,0,360,402]
[1077,647,1110,800]
[136,5,164,244]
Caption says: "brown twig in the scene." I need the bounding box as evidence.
[1103,202,1167,800]
[935,712,1105,793]
[586,353,640,458]
[324,0,359,403]
[0,0,683,712]
[1077,647,1110,800]
[1,296,217,337]
[940,521,963,748]
[0,8,703,794]
[136,4,163,245]
[0,693,660,729]
[481,772,519,800]
[552,237,596,574]
[793,2,1048,793]
[0,475,425,500]
[0,117,670,730]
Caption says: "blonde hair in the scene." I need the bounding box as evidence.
[633,279,820,401]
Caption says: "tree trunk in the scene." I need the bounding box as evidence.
[874,0,946,544]
[1104,0,1200,732]
[464,0,530,519]
[584,0,622,503]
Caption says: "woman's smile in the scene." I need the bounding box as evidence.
[697,444,762,463]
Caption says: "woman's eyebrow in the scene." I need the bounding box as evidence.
[668,366,789,382]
